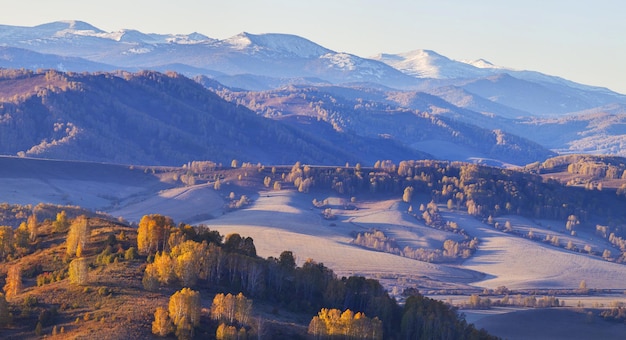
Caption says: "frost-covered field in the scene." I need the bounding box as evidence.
[3,157,626,294]
[201,191,482,291]
[203,190,626,292]
[444,211,626,290]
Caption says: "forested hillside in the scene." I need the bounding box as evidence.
[0,69,559,167]
[0,69,427,166]
[204,80,556,166]
[0,209,496,339]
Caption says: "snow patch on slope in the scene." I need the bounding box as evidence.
[224,32,330,58]
[372,49,492,79]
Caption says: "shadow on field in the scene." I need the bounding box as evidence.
[473,308,626,340]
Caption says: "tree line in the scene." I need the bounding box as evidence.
[136,214,496,339]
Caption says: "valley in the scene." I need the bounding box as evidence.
[4,156,626,294]
[0,19,625,339]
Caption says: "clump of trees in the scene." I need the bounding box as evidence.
[211,292,253,339]
[308,308,383,339]
[352,229,477,263]
[401,294,495,339]
[352,230,442,262]
[137,214,175,255]
[152,288,201,339]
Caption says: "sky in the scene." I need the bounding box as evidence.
[1,0,624,94]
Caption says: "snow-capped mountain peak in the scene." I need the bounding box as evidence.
[165,32,212,44]
[372,49,492,79]
[463,58,501,69]
[34,20,105,34]
[224,32,331,58]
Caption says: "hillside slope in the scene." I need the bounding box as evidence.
[0,69,428,166]
[207,82,556,165]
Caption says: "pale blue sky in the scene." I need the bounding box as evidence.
[1,0,624,93]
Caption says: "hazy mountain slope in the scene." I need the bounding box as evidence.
[209,84,556,165]
[0,69,428,165]
[3,21,626,161]
[375,50,626,117]
[423,85,533,119]
[0,46,120,72]
[513,109,626,155]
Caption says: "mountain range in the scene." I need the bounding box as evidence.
[1,20,625,165]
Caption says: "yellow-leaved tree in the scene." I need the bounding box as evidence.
[27,214,38,242]
[168,288,201,339]
[308,308,382,340]
[137,214,174,255]
[3,265,22,298]
[66,215,89,257]
[210,292,252,326]
[68,257,88,285]
[0,226,14,259]
[151,306,174,337]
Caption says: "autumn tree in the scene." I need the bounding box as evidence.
[402,186,414,203]
[68,257,88,285]
[263,176,272,188]
[3,265,22,298]
[152,307,174,337]
[566,215,579,231]
[27,214,38,242]
[142,263,160,291]
[216,323,240,340]
[53,210,70,232]
[308,308,382,339]
[137,214,174,255]
[66,215,89,257]
[14,222,29,252]
[171,240,209,287]
[0,226,14,259]
[168,288,201,338]
[210,292,253,326]
[150,251,176,285]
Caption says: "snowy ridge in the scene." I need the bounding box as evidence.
[372,49,493,79]
[0,20,623,98]
[224,32,330,58]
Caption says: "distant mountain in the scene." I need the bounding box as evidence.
[0,21,419,89]
[374,51,626,116]
[2,20,626,163]
[0,69,430,166]
[204,82,556,165]
[0,46,119,72]
[371,50,494,79]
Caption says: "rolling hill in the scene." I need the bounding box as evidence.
[0,68,559,166]
[0,69,434,166]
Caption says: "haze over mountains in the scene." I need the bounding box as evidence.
[1,20,626,165]
[3,21,626,339]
